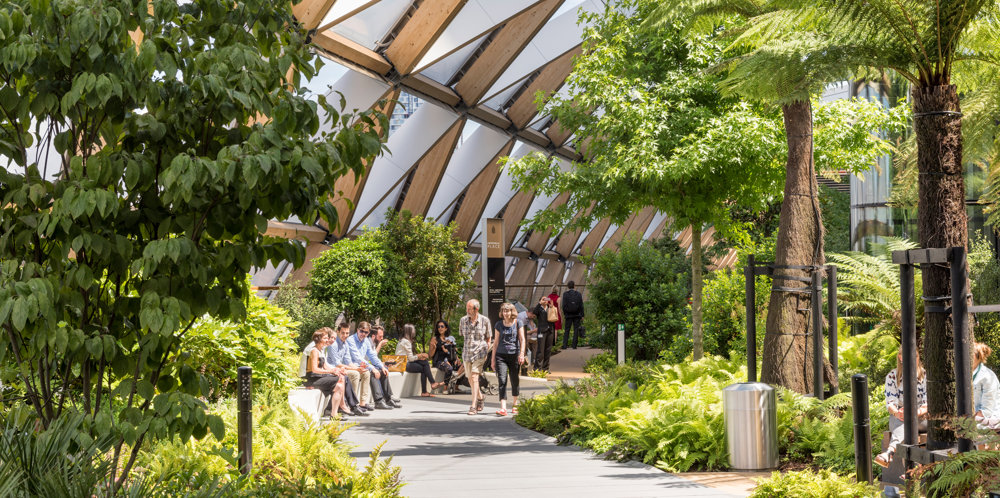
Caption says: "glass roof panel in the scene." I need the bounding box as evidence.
[414,0,537,71]
[419,34,485,85]
[329,0,411,50]
[318,0,378,30]
[483,76,529,111]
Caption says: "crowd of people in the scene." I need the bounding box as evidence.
[297,282,588,419]
[875,341,1000,467]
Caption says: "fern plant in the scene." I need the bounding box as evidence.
[827,237,921,337]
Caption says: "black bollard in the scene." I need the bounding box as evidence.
[812,272,824,400]
[237,366,253,474]
[745,255,757,383]
[852,374,872,485]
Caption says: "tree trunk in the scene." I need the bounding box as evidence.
[912,85,967,448]
[762,100,825,393]
[692,222,704,360]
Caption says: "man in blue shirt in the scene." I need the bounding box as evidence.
[328,322,372,412]
[349,322,398,410]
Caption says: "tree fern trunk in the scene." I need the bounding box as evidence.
[762,100,825,393]
[913,84,968,448]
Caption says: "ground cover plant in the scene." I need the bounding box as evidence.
[750,469,880,498]
[515,356,888,475]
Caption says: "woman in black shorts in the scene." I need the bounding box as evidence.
[301,328,359,417]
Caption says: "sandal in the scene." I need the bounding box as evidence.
[420,392,435,397]
[511,406,518,415]
[476,397,484,412]
[874,450,893,468]
[495,409,507,416]
[467,407,477,416]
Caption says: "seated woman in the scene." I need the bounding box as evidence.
[876,349,928,467]
[299,328,355,418]
[429,320,466,392]
[397,324,445,397]
[974,342,1000,422]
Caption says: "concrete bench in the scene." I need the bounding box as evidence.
[287,386,328,424]
[392,368,448,398]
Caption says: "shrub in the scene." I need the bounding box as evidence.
[588,236,691,361]
[136,391,403,496]
[973,256,1000,371]
[836,327,899,391]
[182,294,299,401]
[583,351,617,374]
[750,469,881,497]
[309,231,408,323]
[271,283,342,350]
[702,235,774,360]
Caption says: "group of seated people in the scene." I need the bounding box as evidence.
[298,322,403,418]
[876,341,1000,467]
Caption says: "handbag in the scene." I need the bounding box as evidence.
[546,305,559,322]
[381,355,406,373]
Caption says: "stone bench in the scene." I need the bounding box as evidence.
[390,368,448,398]
[287,386,328,424]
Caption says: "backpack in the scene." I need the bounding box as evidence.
[563,289,583,316]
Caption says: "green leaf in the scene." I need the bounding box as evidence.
[137,379,155,401]
[208,414,225,440]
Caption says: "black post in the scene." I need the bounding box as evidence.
[852,374,873,485]
[900,264,919,452]
[237,366,253,474]
[828,265,839,394]
[746,254,757,383]
[812,271,824,400]
[951,246,973,453]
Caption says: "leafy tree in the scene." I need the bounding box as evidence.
[308,231,407,324]
[801,0,998,444]
[0,0,384,487]
[655,0,909,392]
[506,0,787,360]
[379,209,476,343]
[588,236,692,362]
[272,282,342,349]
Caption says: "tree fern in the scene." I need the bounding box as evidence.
[828,237,921,336]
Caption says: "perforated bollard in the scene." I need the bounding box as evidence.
[237,366,253,474]
[852,374,872,484]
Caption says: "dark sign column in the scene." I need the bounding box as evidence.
[482,218,505,327]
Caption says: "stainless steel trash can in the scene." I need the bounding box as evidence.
[723,382,778,470]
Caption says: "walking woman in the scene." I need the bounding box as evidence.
[397,324,445,397]
[491,302,525,416]
[460,299,491,415]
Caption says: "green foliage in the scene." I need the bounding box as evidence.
[583,352,617,374]
[271,283,342,350]
[750,469,881,498]
[827,238,921,337]
[136,391,403,496]
[309,231,407,323]
[837,328,899,391]
[527,369,550,379]
[518,355,891,477]
[912,418,1000,498]
[587,236,691,361]
[819,185,850,254]
[0,0,385,485]
[972,241,1000,371]
[701,236,774,359]
[379,210,476,339]
[181,294,299,402]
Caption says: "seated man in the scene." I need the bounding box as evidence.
[369,325,401,406]
[349,322,398,410]
[327,322,372,413]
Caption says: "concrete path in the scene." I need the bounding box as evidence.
[546,346,604,381]
[340,380,746,498]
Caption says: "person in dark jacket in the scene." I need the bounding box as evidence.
[532,296,555,370]
[561,280,585,349]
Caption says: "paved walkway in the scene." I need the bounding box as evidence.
[546,346,603,381]
[341,379,749,497]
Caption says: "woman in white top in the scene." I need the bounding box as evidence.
[396,324,445,397]
[974,342,1000,419]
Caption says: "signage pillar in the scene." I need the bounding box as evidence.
[482,218,505,327]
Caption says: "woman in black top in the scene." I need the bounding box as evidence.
[490,302,525,416]
[429,320,463,388]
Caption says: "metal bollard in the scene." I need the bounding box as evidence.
[852,374,872,484]
[237,366,253,474]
